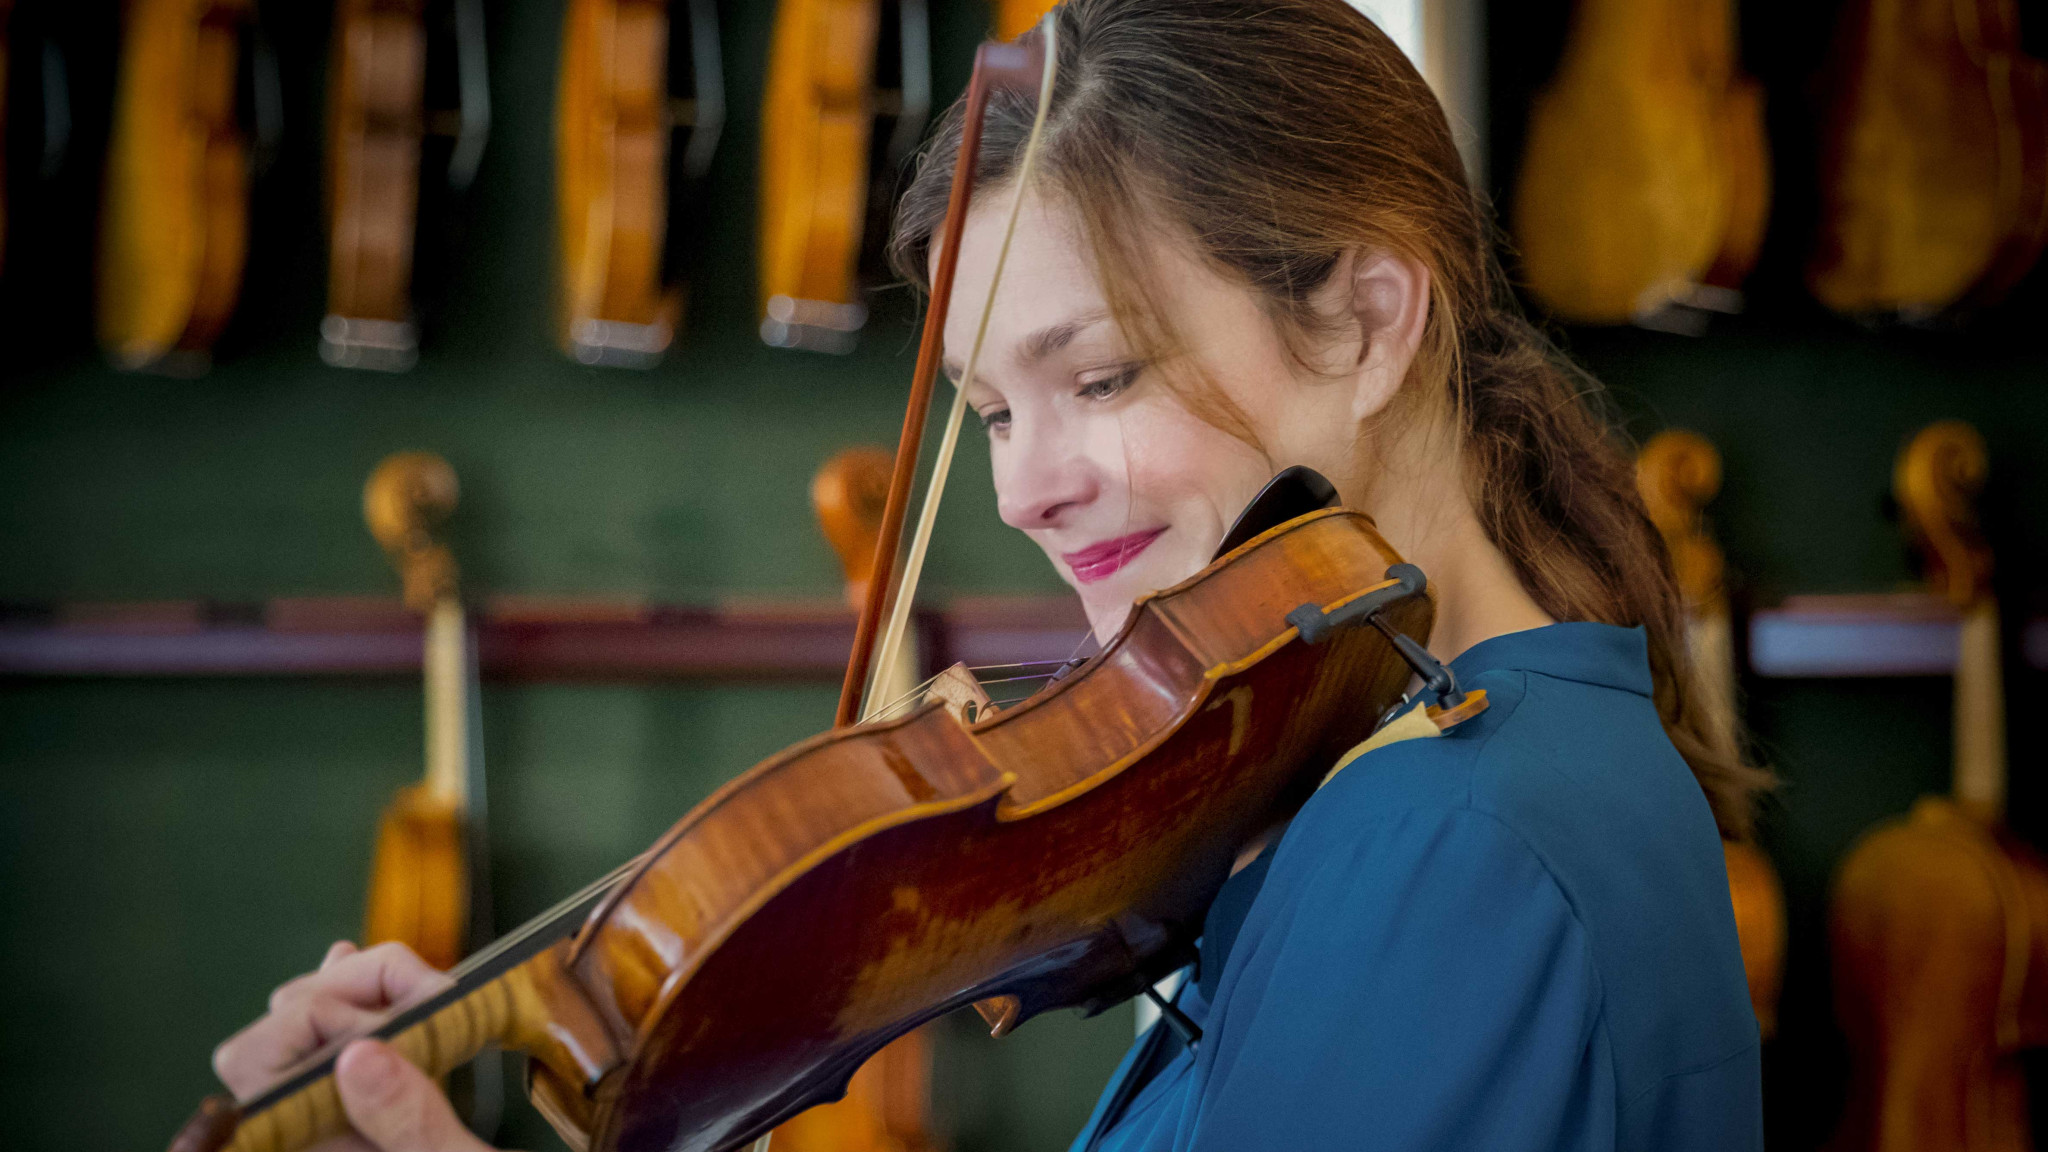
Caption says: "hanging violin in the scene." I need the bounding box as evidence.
[757,0,929,353]
[1809,0,2046,318]
[322,0,490,370]
[1636,431,1784,1037]
[98,0,260,373]
[168,23,1473,1152]
[1829,421,2048,1152]
[1511,0,1768,328]
[360,451,503,1136]
[556,0,725,367]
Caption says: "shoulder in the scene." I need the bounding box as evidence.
[1271,653,1758,1108]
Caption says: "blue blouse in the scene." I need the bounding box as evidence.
[1069,623,1761,1152]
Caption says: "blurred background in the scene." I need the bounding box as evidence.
[1,0,2043,1149]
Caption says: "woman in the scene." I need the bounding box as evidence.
[213,1,1766,1148]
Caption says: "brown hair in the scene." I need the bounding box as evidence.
[888,0,1769,836]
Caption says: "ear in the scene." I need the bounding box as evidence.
[1340,249,1432,424]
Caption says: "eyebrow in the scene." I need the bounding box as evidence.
[942,310,1112,383]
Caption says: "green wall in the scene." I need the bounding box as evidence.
[4,1,2046,1150]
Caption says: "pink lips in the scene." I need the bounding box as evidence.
[1061,529,1166,584]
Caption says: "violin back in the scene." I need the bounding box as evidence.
[757,0,882,352]
[1831,798,2048,1152]
[557,0,677,364]
[323,0,427,368]
[1513,0,1765,322]
[1809,0,2048,316]
[99,0,252,371]
[364,783,468,972]
[527,509,1428,1152]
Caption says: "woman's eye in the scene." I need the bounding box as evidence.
[977,407,1012,433]
[1078,365,1141,401]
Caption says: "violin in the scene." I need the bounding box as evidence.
[757,0,929,353]
[98,0,257,373]
[360,452,501,1134]
[322,0,491,370]
[1511,0,1769,327]
[1829,421,2048,1152]
[768,446,939,1152]
[556,0,725,367]
[1810,0,2046,318]
[360,452,488,974]
[168,26,1465,1152]
[1636,431,1784,1037]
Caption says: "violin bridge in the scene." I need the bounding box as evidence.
[925,662,996,723]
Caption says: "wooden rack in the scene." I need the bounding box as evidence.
[2,592,2039,681]
[1749,592,2048,678]
[0,596,1093,681]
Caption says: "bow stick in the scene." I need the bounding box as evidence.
[836,16,1060,726]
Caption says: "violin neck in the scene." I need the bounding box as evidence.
[209,946,559,1152]
[1953,599,2007,819]
[423,596,469,806]
[1685,603,1741,760]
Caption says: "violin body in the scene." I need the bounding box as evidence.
[550,509,1427,1152]
[1831,797,2048,1152]
[1513,0,1767,322]
[363,782,469,972]
[99,0,252,372]
[1810,0,2047,316]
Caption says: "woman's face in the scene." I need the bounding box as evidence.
[940,190,1399,640]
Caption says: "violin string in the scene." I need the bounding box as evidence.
[863,20,1061,722]
[440,855,640,983]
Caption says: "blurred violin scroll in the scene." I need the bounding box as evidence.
[758,0,929,353]
[1830,422,2048,1152]
[1810,0,2046,319]
[1512,0,1768,330]
[99,0,270,374]
[322,0,490,371]
[556,0,724,368]
[1636,430,1784,1037]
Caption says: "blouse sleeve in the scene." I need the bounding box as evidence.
[1178,803,1610,1151]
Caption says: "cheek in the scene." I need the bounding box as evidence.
[1122,400,1270,523]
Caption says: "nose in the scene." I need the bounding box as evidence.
[996,417,1102,530]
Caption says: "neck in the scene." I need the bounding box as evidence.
[1340,448,1553,667]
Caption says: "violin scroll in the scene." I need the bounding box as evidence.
[811,446,895,611]
[1636,430,1726,611]
[364,451,461,614]
[1895,420,1991,610]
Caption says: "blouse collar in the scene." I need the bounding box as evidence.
[1444,621,1655,699]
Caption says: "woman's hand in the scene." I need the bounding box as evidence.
[212,940,500,1152]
